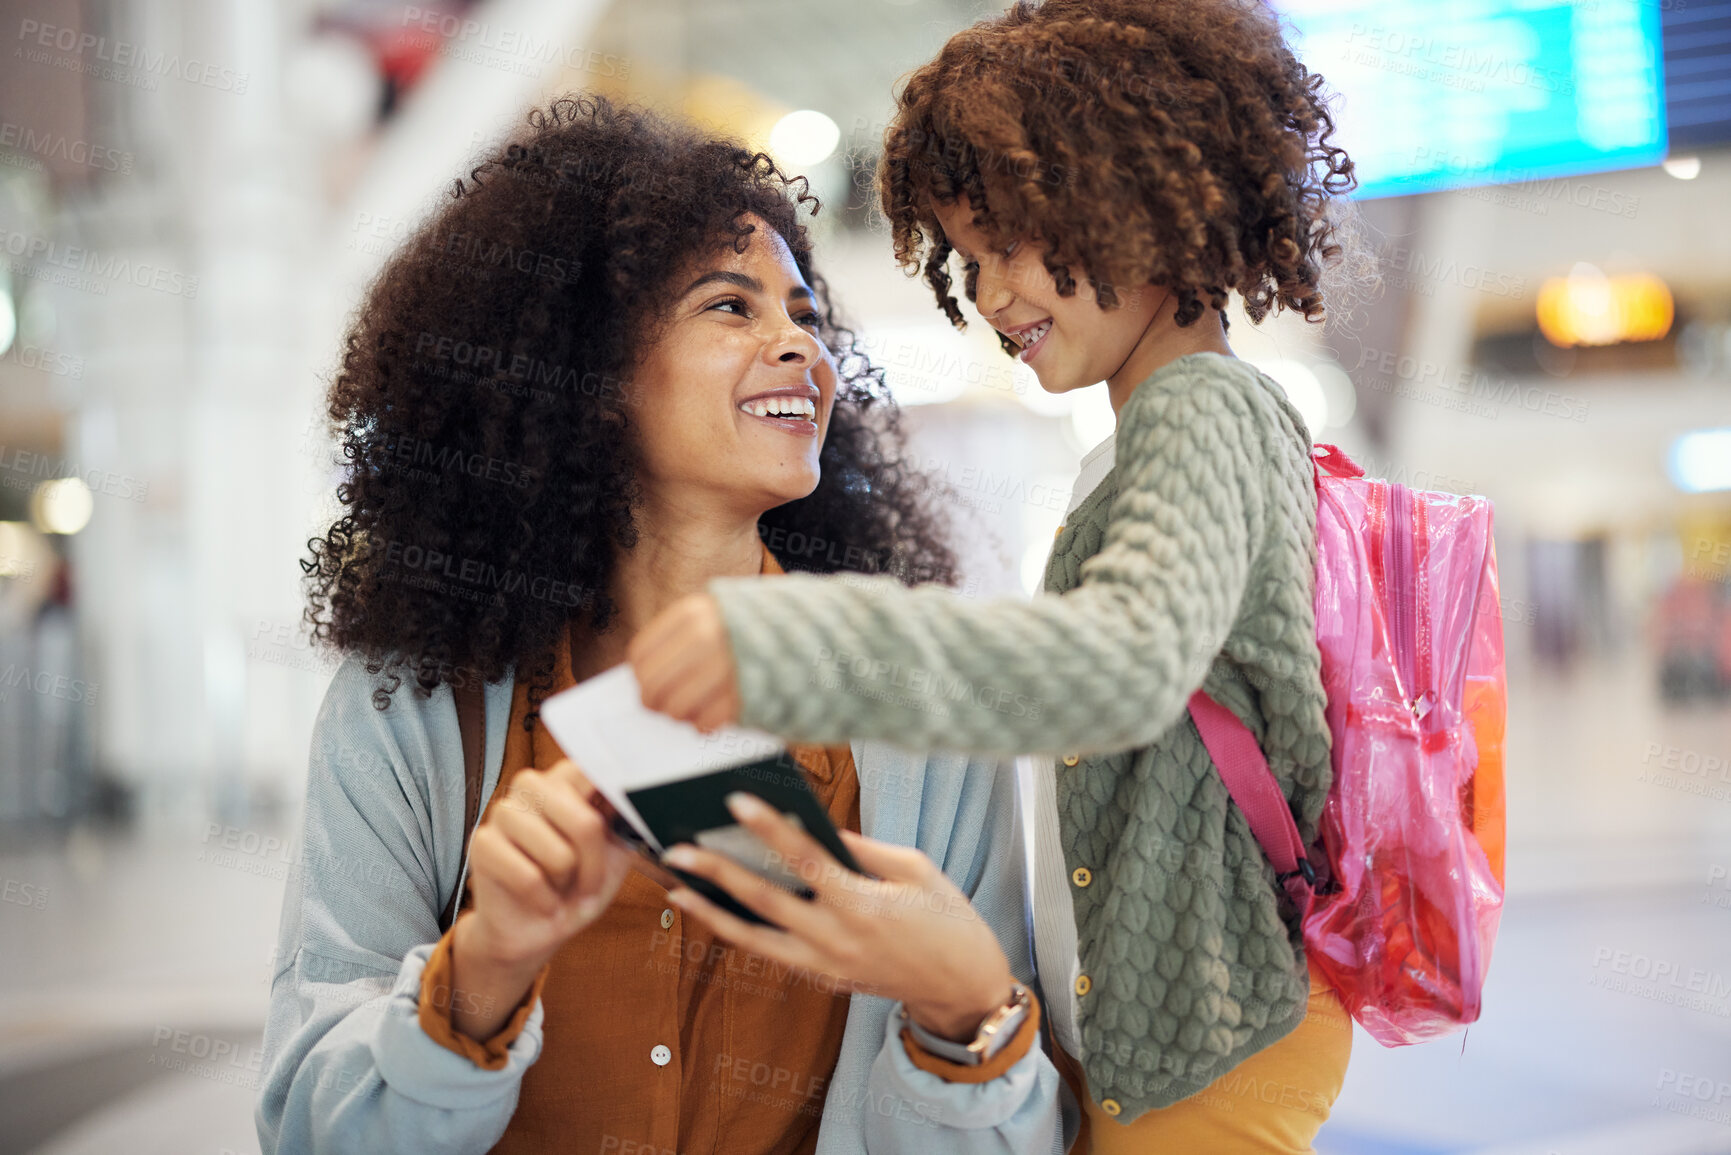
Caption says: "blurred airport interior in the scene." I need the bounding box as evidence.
[1,0,1730,1151]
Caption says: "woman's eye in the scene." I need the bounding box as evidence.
[708,297,749,317]
[796,311,822,329]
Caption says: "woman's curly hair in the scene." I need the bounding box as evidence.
[304,94,955,710]
[880,0,1359,349]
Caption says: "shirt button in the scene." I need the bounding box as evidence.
[1101,1098,1122,1117]
[660,908,675,929]
[1075,974,1092,996]
[1062,754,1080,767]
[650,1044,672,1067]
[1072,867,1092,888]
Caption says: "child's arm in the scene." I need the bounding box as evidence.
[710,363,1276,756]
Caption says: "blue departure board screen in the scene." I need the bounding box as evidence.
[1272,0,1670,198]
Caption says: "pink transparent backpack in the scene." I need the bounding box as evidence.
[1187,443,1507,1046]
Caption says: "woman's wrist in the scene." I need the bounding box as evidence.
[446,912,553,1042]
[904,963,1017,1043]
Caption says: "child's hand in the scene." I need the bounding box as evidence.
[629,593,742,731]
[662,792,1018,1043]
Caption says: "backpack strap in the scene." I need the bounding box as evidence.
[438,681,488,934]
[1311,442,1365,493]
[1187,689,1314,919]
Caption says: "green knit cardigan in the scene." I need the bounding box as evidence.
[709,352,1334,1117]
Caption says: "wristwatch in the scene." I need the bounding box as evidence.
[905,982,1034,1065]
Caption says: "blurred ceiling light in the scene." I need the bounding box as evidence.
[1669,429,1731,494]
[1662,155,1702,180]
[31,477,94,535]
[769,110,841,168]
[1248,358,1328,433]
[1536,264,1673,348]
[0,521,36,576]
[0,287,15,358]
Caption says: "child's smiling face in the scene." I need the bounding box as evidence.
[932,195,1166,399]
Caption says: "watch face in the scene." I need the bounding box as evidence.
[969,987,1032,1061]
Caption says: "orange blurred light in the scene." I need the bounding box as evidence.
[1536,265,1673,348]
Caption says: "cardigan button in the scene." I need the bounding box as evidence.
[660,908,675,929]
[1071,867,1092,888]
[1101,1098,1122,1117]
[1075,974,1092,997]
[1062,754,1080,767]
[650,1044,672,1067]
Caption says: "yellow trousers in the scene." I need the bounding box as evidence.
[1067,962,1353,1154]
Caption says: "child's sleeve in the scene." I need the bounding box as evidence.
[709,364,1271,757]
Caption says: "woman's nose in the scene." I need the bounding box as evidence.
[769,317,820,364]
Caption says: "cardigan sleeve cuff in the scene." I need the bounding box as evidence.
[416,925,550,1071]
[899,990,1042,1084]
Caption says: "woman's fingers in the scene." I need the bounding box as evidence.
[572,839,636,920]
[665,886,845,990]
[662,841,824,933]
[546,758,595,794]
[490,796,579,891]
[720,793,855,897]
[837,828,938,884]
[469,823,561,918]
[538,761,618,902]
[491,760,619,906]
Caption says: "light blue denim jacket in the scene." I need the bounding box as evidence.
[255,655,1072,1154]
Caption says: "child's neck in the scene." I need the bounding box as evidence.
[1106,301,1234,418]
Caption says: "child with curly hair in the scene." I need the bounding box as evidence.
[631,1,1364,1149]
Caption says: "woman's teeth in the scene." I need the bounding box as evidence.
[739,396,817,420]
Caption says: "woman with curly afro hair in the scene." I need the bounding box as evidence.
[632,1,1367,1149]
[258,95,1070,1155]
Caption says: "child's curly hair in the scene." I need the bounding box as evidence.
[880,0,1359,350]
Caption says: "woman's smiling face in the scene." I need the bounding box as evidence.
[628,216,839,518]
[932,195,1164,398]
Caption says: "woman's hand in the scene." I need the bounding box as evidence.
[448,759,634,1040]
[628,593,742,731]
[662,792,1017,1043]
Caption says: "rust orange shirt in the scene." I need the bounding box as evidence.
[417,545,1038,1153]
[421,546,857,1155]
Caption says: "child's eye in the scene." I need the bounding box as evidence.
[1002,241,1021,258]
